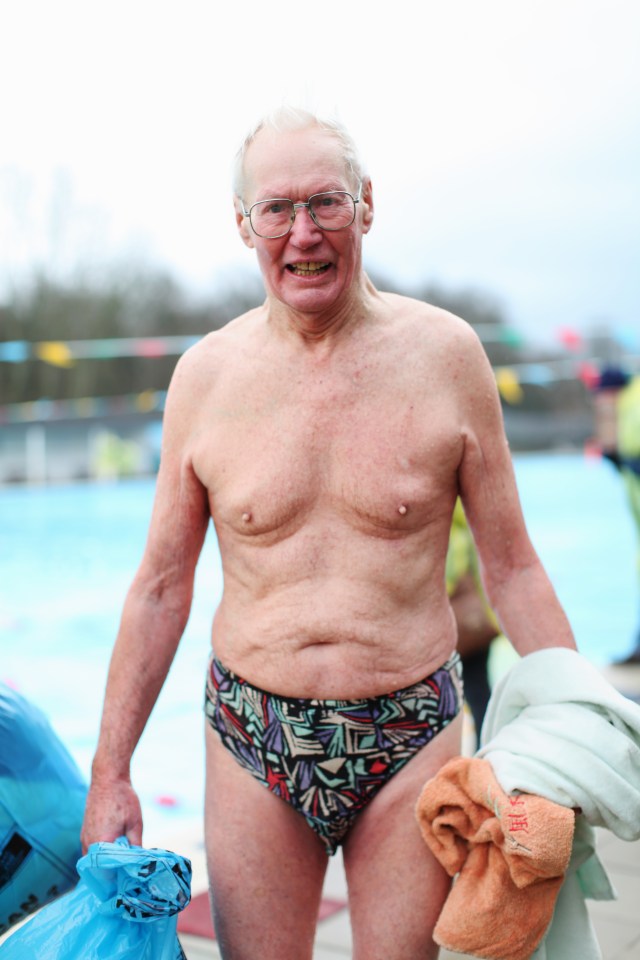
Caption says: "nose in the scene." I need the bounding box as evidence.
[289,204,323,247]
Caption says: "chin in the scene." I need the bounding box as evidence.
[277,269,351,313]
[281,288,341,315]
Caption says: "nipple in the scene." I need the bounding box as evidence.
[398,504,408,516]
[242,512,252,523]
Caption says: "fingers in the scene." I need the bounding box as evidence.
[81,780,144,853]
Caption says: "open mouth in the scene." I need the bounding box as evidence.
[286,261,331,277]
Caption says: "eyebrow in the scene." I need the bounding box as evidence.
[254,181,350,201]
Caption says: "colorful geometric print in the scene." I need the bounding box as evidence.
[204,653,463,855]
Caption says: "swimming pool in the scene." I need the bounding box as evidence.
[1,451,637,842]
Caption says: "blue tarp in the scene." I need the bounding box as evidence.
[0,682,87,935]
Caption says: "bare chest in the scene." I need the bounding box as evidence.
[191,368,463,539]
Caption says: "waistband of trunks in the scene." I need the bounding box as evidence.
[206,649,462,710]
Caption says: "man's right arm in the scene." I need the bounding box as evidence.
[81,348,211,851]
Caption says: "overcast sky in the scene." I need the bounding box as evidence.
[1,0,638,346]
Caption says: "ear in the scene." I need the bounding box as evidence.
[235,197,255,249]
[360,177,374,234]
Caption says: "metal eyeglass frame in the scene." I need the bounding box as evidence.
[241,184,362,239]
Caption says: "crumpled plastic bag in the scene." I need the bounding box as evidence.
[0,682,87,935]
[1,836,192,959]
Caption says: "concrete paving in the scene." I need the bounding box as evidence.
[176,666,640,959]
[1,670,638,958]
[3,829,639,960]
[175,826,640,959]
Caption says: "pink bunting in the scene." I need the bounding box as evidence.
[137,339,168,358]
[577,361,600,391]
[556,327,582,350]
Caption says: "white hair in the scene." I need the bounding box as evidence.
[232,105,366,199]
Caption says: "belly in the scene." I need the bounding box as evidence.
[210,545,458,699]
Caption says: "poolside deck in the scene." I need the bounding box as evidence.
[173,828,640,959]
[178,665,640,959]
[1,667,638,958]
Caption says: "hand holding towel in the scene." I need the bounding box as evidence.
[416,755,574,960]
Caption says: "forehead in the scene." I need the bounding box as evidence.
[242,125,351,200]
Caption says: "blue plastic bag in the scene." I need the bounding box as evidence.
[0,682,87,935]
[1,837,192,958]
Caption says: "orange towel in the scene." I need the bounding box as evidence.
[415,756,575,960]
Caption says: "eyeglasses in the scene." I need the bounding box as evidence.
[241,185,362,239]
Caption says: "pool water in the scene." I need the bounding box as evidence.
[1,451,637,843]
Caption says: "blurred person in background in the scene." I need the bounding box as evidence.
[593,365,640,665]
[446,500,507,740]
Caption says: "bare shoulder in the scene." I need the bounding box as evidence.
[180,306,263,364]
[167,307,264,397]
[378,291,489,369]
[380,291,475,336]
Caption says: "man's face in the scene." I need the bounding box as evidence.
[236,125,373,316]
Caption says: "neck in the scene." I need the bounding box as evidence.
[266,272,379,348]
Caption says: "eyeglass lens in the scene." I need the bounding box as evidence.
[250,192,356,238]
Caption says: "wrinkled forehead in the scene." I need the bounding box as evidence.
[242,124,354,201]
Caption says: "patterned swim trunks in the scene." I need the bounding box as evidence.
[204,652,463,855]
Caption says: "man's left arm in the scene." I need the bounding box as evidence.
[455,330,577,657]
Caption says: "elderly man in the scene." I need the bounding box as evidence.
[82,108,576,960]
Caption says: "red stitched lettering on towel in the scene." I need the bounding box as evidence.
[507,795,529,832]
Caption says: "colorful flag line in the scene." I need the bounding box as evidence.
[0,327,527,367]
[495,354,640,403]
[0,390,168,424]
[0,336,202,366]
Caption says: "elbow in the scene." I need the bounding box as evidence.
[130,564,195,630]
[481,548,540,609]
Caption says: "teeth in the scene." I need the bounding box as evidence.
[291,262,329,274]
